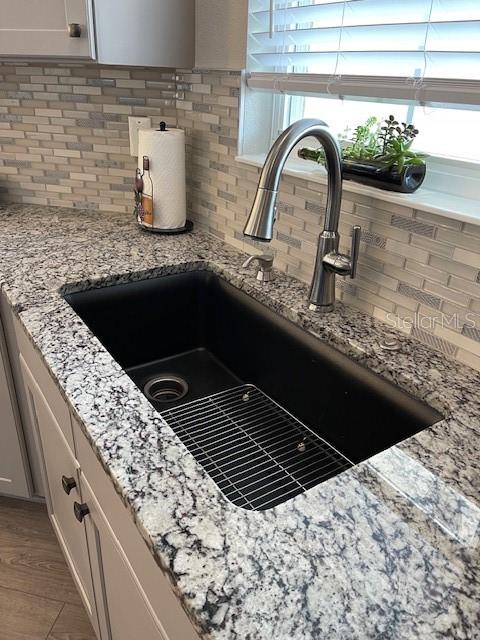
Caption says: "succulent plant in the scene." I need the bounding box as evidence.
[377,116,426,171]
[299,114,427,172]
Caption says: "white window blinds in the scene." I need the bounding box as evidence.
[246,0,480,105]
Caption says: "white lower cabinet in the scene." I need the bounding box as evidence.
[17,327,200,640]
[0,321,31,497]
[20,354,99,636]
[80,474,169,640]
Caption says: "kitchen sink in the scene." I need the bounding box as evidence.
[64,270,442,510]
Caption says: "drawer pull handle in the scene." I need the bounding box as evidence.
[61,475,77,495]
[68,23,82,38]
[73,502,90,523]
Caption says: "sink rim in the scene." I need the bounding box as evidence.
[62,266,451,421]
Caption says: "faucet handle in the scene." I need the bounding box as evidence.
[350,225,361,279]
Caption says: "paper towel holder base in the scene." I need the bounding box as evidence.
[137,219,194,235]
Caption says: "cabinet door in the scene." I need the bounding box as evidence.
[0,0,95,58]
[94,0,194,67]
[80,474,168,640]
[20,354,99,635]
[0,323,31,497]
[1,293,43,497]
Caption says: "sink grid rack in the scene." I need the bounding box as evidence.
[162,384,353,510]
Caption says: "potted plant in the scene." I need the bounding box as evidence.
[298,115,427,193]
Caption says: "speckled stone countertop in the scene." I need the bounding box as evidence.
[1,204,479,639]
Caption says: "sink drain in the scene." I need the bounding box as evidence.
[144,375,189,404]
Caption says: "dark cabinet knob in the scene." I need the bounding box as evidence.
[61,475,77,495]
[68,23,82,38]
[73,502,90,523]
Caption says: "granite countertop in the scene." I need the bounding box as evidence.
[1,204,479,639]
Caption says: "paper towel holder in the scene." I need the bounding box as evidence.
[134,122,192,235]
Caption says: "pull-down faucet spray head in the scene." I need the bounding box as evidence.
[243,187,277,241]
[243,118,342,242]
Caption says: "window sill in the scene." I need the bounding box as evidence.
[236,154,480,227]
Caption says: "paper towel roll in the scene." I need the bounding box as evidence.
[138,127,187,229]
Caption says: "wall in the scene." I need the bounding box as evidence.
[177,70,480,372]
[195,0,248,70]
[0,62,176,212]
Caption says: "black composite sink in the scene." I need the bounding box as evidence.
[65,271,442,509]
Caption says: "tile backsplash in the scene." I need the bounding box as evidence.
[1,63,480,372]
[0,62,176,212]
[176,70,480,372]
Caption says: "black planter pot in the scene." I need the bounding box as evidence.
[342,159,426,193]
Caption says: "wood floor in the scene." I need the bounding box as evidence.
[0,495,96,640]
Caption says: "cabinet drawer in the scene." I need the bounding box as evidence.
[73,418,200,640]
[13,313,75,453]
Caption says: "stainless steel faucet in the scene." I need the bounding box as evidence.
[244,118,361,312]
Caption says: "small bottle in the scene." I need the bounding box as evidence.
[141,156,154,227]
[134,168,144,222]
[134,168,144,194]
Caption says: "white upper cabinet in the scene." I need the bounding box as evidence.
[94,0,194,68]
[0,0,195,67]
[0,0,95,59]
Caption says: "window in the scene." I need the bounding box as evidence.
[247,0,480,104]
[241,0,480,206]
